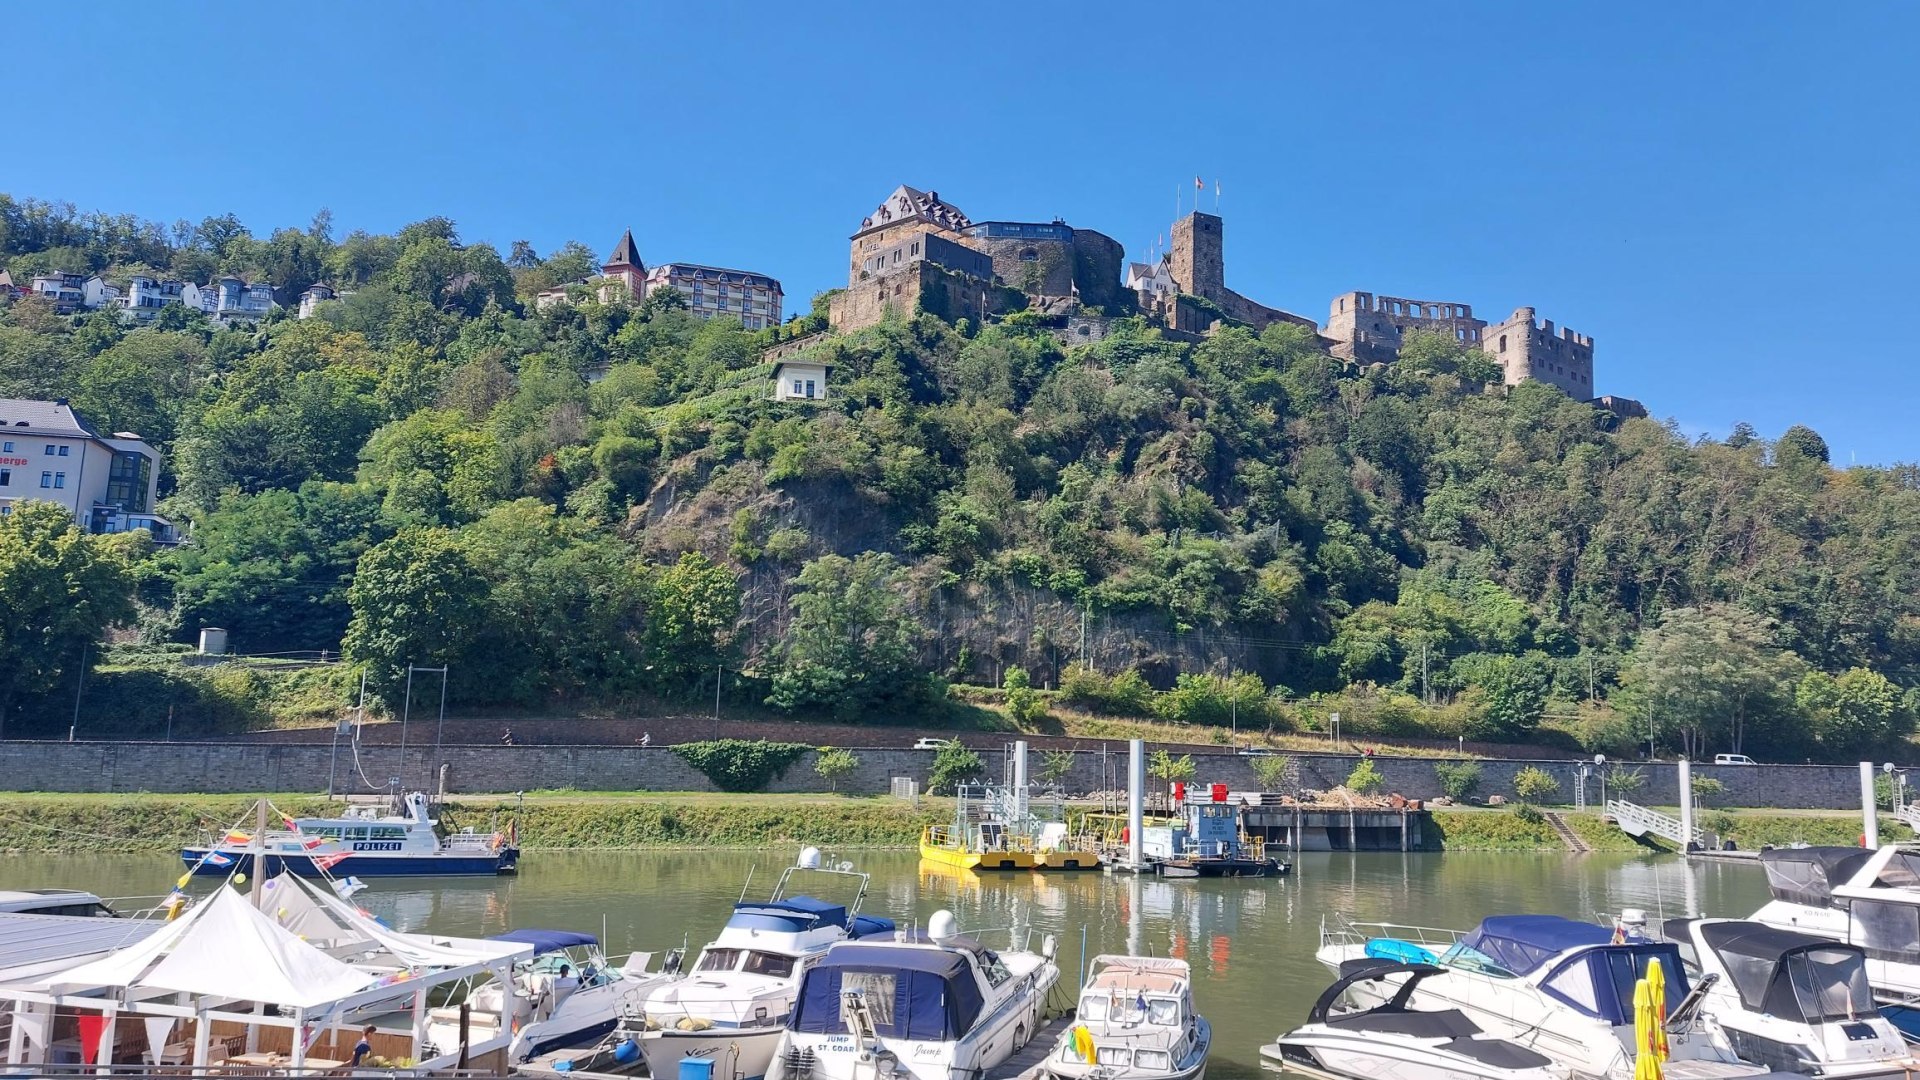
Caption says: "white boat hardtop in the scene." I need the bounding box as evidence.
[1049,955,1210,1080]
[1751,845,1920,1002]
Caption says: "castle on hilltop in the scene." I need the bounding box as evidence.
[819,183,1641,413]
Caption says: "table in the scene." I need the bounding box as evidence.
[227,1052,347,1070]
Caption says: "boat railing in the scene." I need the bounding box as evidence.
[1319,912,1467,955]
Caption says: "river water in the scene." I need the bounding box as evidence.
[4,851,1773,1079]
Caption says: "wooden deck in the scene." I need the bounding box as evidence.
[984,1012,1077,1080]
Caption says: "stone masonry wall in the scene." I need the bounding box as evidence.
[0,740,1892,811]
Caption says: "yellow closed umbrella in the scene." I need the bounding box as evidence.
[1632,976,1663,1080]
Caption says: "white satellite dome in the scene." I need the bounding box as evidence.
[927,909,960,944]
[797,846,822,869]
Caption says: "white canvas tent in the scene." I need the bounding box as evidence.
[4,883,524,1072]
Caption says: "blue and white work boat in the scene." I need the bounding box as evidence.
[181,792,519,877]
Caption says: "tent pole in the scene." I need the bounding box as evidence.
[191,1008,210,1075]
[290,1008,306,1071]
[411,987,428,1063]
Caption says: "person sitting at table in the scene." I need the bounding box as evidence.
[351,1025,377,1067]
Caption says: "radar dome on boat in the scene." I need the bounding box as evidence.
[798,846,822,869]
[928,909,959,944]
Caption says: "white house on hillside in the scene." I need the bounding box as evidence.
[0,398,173,540]
[770,360,831,402]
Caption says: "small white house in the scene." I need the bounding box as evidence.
[770,360,831,402]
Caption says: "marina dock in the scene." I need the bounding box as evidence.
[984,1012,1077,1080]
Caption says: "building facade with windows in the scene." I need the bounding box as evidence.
[644,263,783,330]
[0,398,173,541]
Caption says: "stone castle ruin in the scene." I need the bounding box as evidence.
[824,183,1639,412]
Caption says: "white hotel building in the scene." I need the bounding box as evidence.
[0,398,174,541]
[645,263,783,331]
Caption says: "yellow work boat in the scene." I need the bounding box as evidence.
[919,824,1036,871]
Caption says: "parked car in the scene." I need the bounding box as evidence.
[912,737,953,750]
[1713,753,1757,765]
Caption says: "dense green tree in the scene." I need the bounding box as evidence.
[341,527,493,705]
[769,553,929,719]
[0,503,134,737]
[1614,606,1804,757]
[642,551,742,692]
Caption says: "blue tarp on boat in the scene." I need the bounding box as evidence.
[1458,915,1613,975]
[491,928,597,954]
[792,945,985,1041]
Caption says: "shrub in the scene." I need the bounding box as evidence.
[1345,759,1384,794]
[674,739,811,792]
[1691,776,1727,807]
[1512,766,1560,805]
[1153,671,1276,728]
[1149,750,1196,784]
[1058,664,1153,717]
[1003,667,1048,728]
[1251,755,1296,792]
[1513,803,1546,825]
[815,746,859,792]
[1605,765,1647,795]
[1434,760,1483,801]
[927,740,985,795]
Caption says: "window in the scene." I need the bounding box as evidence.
[0,469,8,486]
[45,444,56,455]
[40,472,52,488]
[743,951,795,978]
[1,441,11,452]
[53,472,65,489]
[695,948,742,972]
[841,972,896,1027]
[803,379,816,399]
[1498,334,1507,352]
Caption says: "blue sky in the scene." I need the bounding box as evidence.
[7,3,1916,462]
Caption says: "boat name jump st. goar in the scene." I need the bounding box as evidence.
[181,792,519,877]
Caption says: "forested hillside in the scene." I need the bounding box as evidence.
[4,194,1917,759]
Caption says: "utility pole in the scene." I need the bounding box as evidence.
[1420,642,1430,705]
[1587,656,1597,703]
[714,663,723,720]
[399,666,415,792]
[68,644,87,742]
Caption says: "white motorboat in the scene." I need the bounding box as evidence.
[1315,914,1767,1080]
[1041,955,1210,1080]
[425,928,678,1063]
[763,910,1061,1080]
[521,849,896,1080]
[182,792,518,877]
[1750,846,1920,1008]
[1260,961,1565,1080]
[1664,917,1920,1078]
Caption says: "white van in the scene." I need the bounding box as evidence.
[0,889,117,917]
[912,737,952,750]
[1712,753,1757,766]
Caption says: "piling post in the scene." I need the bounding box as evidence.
[1677,759,1693,852]
[1861,762,1879,848]
[1127,739,1144,870]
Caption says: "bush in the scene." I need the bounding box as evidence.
[1434,760,1482,801]
[815,746,859,792]
[1513,803,1546,825]
[1153,671,1283,729]
[1003,667,1048,728]
[674,739,811,792]
[1039,749,1076,785]
[1059,664,1153,717]
[1345,759,1384,794]
[1251,755,1296,792]
[1605,765,1647,795]
[1512,766,1560,805]
[1691,776,1727,807]
[927,740,985,795]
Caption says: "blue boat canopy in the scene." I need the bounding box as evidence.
[1457,916,1612,976]
[491,928,597,954]
[792,946,986,1042]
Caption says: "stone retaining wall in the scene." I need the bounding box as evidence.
[0,740,1891,810]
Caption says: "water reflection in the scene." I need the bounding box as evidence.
[4,850,1772,1080]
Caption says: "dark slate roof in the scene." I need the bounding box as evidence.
[605,229,643,269]
[0,398,98,438]
[856,185,972,237]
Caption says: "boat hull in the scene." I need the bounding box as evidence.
[180,848,518,877]
[1036,850,1102,871]
[919,842,1034,871]
[636,1024,781,1080]
[1260,1034,1559,1080]
[1155,857,1286,878]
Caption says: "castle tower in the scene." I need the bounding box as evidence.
[1482,306,1595,398]
[1168,212,1225,301]
[601,229,646,303]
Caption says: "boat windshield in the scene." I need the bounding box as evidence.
[697,948,743,972]
[1783,947,1877,1024]
[1437,941,1518,977]
[1079,992,1182,1025]
[696,948,797,977]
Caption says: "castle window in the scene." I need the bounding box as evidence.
[911,243,919,255]
[1498,334,1507,352]
[1339,298,1346,312]
[1019,249,1038,262]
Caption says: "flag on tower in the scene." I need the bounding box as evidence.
[1194,176,1204,190]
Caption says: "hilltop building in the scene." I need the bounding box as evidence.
[770,359,831,402]
[1323,292,1487,363]
[0,397,173,540]
[1483,306,1594,398]
[645,263,783,330]
[1145,212,1316,333]
[295,282,355,319]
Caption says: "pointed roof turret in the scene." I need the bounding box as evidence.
[603,229,643,273]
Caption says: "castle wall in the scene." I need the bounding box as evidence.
[1324,291,1487,363]
[828,262,1018,333]
[1070,229,1124,310]
[1166,212,1314,331]
[966,230,1076,298]
[849,220,968,286]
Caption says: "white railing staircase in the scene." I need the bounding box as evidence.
[1606,798,1703,848]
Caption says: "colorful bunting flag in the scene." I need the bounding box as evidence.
[204,852,234,867]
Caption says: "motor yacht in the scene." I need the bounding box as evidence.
[1750,846,1920,1010]
[1261,961,1566,1080]
[1041,954,1210,1080]
[521,849,896,1080]
[763,910,1061,1080]
[1315,913,1767,1080]
[425,928,678,1063]
[1664,917,1919,1078]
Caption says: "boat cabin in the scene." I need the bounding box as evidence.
[1059,955,1203,1076]
[1443,915,1689,1026]
[1670,920,1876,1026]
[791,941,1007,1042]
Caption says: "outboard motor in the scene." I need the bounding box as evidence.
[1615,907,1649,943]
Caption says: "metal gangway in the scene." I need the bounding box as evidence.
[1897,800,1920,832]
[1606,798,1703,848]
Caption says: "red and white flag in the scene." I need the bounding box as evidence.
[311,852,350,871]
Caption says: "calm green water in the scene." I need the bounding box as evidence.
[1,851,1772,1079]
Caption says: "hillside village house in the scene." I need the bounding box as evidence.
[770,359,830,401]
[644,263,783,330]
[13,272,277,324]
[0,398,174,541]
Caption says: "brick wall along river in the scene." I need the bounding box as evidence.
[0,740,1894,810]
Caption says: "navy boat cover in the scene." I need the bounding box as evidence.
[1457,916,1613,976]
[791,945,986,1042]
[1456,916,1689,1025]
[491,928,597,954]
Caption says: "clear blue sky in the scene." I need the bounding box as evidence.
[8,3,1916,462]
